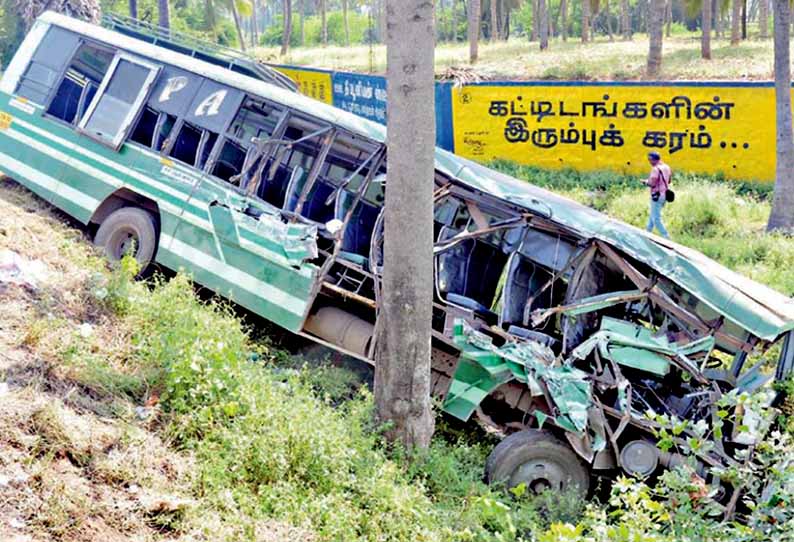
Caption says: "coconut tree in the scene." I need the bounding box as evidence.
[647,0,665,76]
[377,0,436,450]
[319,0,327,45]
[343,0,350,45]
[702,0,712,58]
[561,0,568,39]
[767,0,794,231]
[159,0,170,29]
[281,0,293,55]
[621,0,631,38]
[539,0,549,48]
[129,0,137,18]
[582,0,591,41]
[759,0,768,38]
[730,0,740,43]
[490,0,498,39]
[469,0,481,61]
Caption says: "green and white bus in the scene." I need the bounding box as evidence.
[4,11,794,498]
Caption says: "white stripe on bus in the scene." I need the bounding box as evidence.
[0,151,98,212]
[161,234,308,317]
[4,124,315,276]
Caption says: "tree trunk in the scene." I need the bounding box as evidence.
[452,0,459,41]
[731,0,741,43]
[561,0,568,40]
[342,0,350,45]
[715,0,723,37]
[768,0,794,231]
[621,0,631,38]
[231,1,246,50]
[251,0,258,48]
[531,0,539,40]
[158,0,170,30]
[665,0,672,36]
[129,0,138,19]
[469,0,480,61]
[320,0,328,46]
[281,0,292,55]
[647,0,664,76]
[606,0,614,40]
[300,0,305,45]
[378,0,435,451]
[502,0,510,38]
[582,0,590,41]
[760,0,768,37]
[539,0,549,47]
[741,0,747,38]
[489,0,498,39]
[702,0,712,58]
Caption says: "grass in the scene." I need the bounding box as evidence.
[254,30,777,81]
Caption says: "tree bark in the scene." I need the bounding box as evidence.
[759,0,768,38]
[621,0,631,38]
[300,0,305,45]
[281,0,292,55]
[715,0,723,37]
[377,0,436,451]
[741,0,747,38]
[582,0,590,41]
[665,0,672,36]
[320,0,328,46]
[489,0,498,39]
[342,0,350,45]
[158,0,170,30]
[251,0,258,48]
[539,0,549,47]
[561,0,568,40]
[731,0,741,43]
[531,0,539,40]
[469,0,480,61]
[768,0,794,231]
[129,0,138,19]
[702,0,712,58]
[231,1,246,50]
[647,0,664,76]
[606,0,614,40]
[452,0,459,41]
[502,0,510,38]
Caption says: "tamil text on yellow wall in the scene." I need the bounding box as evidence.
[276,67,333,105]
[452,84,775,181]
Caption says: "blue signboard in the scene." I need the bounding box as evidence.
[331,72,388,125]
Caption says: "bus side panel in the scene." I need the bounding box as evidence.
[125,142,318,332]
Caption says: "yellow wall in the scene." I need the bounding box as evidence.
[277,67,334,105]
[452,84,775,181]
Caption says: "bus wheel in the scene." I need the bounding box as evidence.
[94,207,157,273]
[485,429,590,497]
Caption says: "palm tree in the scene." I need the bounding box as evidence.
[129,0,138,18]
[647,0,664,76]
[343,0,351,45]
[561,0,568,39]
[702,0,711,58]
[281,0,293,55]
[469,0,481,62]
[229,0,253,51]
[767,0,794,231]
[300,0,306,45]
[159,0,170,30]
[539,0,549,48]
[620,0,631,38]
[319,0,328,46]
[759,0,769,38]
[490,0,499,39]
[730,0,740,43]
[582,0,591,41]
[377,0,435,450]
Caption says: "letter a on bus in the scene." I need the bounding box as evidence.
[195,90,227,117]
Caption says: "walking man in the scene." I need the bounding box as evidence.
[642,151,671,238]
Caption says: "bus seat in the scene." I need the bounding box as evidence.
[259,162,293,208]
[335,189,381,263]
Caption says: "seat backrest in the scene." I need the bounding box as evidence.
[335,189,381,257]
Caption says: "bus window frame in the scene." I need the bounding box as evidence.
[77,52,161,151]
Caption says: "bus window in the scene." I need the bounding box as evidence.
[79,55,160,149]
[167,122,218,170]
[47,42,114,125]
[15,26,80,105]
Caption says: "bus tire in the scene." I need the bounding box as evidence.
[94,207,158,273]
[485,429,590,497]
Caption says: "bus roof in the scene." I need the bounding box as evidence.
[37,11,794,341]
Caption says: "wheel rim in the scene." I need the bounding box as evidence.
[108,227,140,261]
[511,457,571,494]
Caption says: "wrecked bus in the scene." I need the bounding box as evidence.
[3,11,794,505]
